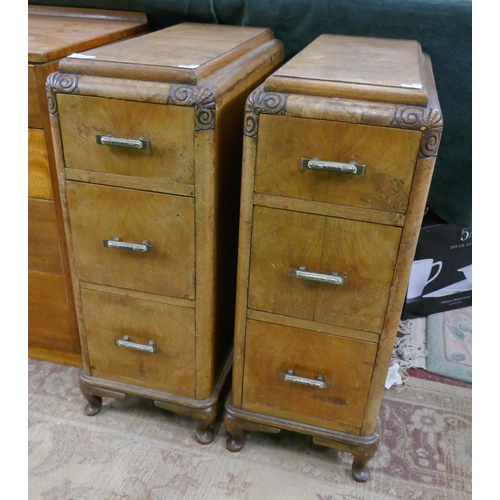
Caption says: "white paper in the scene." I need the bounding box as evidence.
[385,362,402,389]
[68,53,96,59]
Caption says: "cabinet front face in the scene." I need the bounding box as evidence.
[28,128,52,200]
[58,95,195,185]
[82,289,196,396]
[248,206,401,333]
[242,320,377,433]
[66,182,195,299]
[255,114,421,213]
[28,65,42,128]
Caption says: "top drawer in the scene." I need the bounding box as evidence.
[58,95,195,185]
[255,114,422,213]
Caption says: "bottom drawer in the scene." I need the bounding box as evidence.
[242,320,377,434]
[28,270,73,351]
[82,288,196,398]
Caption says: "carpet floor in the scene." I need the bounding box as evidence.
[28,358,471,500]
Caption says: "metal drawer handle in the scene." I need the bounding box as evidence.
[301,157,366,175]
[279,369,330,389]
[103,237,153,253]
[289,266,346,285]
[114,335,158,353]
[96,134,150,150]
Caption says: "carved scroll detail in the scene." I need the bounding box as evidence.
[244,90,288,140]
[167,85,216,132]
[392,105,444,158]
[46,72,81,117]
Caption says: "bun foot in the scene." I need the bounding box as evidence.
[80,379,102,416]
[195,424,214,445]
[226,433,246,452]
[351,442,378,483]
[84,398,102,416]
[352,464,370,483]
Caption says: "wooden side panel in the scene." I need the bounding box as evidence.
[255,115,421,213]
[28,65,42,128]
[193,39,285,400]
[82,288,196,397]
[66,182,195,299]
[28,128,52,200]
[242,320,377,432]
[28,271,73,352]
[28,199,62,274]
[58,95,195,185]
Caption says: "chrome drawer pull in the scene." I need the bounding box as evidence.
[279,369,330,389]
[301,157,366,175]
[96,134,150,150]
[289,266,346,285]
[114,335,158,353]
[103,237,153,253]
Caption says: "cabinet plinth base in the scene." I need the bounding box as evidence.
[223,391,379,482]
[79,350,232,444]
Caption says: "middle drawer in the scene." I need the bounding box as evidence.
[248,206,402,333]
[66,182,195,298]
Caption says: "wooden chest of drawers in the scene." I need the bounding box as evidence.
[28,5,148,366]
[223,34,443,480]
[48,23,284,443]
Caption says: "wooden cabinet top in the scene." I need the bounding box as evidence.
[264,34,429,106]
[28,5,148,64]
[58,23,275,85]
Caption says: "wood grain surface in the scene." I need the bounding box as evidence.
[28,6,148,63]
[28,199,62,274]
[265,34,428,105]
[58,95,195,185]
[65,182,195,299]
[28,65,42,128]
[82,288,196,397]
[255,114,421,213]
[248,206,401,333]
[28,271,72,351]
[28,128,52,200]
[59,23,273,85]
[242,320,377,432]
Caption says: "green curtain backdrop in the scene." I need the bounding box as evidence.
[29,0,472,228]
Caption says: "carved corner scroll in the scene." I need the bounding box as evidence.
[392,106,444,159]
[244,90,288,141]
[167,85,216,132]
[46,72,81,118]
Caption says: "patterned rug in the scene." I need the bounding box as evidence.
[426,307,472,383]
[28,359,471,500]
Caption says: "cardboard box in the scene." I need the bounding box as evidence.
[401,210,472,319]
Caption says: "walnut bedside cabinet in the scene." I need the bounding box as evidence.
[47,23,284,443]
[223,34,443,480]
[28,5,149,366]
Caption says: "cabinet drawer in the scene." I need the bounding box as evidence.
[248,206,401,333]
[242,320,377,432]
[28,128,52,200]
[28,199,62,274]
[58,94,195,184]
[82,288,196,397]
[29,270,72,351]
[66,182,195,298]
[28,65,43,128]
[255,114,421,213]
